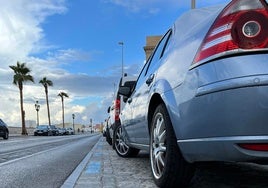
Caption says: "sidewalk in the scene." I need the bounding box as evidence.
[62,137,157,188]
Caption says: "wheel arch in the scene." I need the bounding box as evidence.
[148,89,183,141]
[148,93,164,134]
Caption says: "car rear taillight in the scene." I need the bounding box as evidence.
[238,143,268,151]
[114,99,120,121]
[193,0,268,66]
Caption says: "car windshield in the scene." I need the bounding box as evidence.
[37,125,48,129]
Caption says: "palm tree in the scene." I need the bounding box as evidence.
[39,77,53,126]
[58,91,69,128]
[9,61,34,135]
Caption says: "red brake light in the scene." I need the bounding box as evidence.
[193,0,268,65]
[238,143,268,151]
[114,99,120,121]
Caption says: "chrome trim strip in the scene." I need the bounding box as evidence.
[129,142,149,150]
[178,135,268,143]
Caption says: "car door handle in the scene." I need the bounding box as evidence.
[146,74,155,86]
[127,98,132,103]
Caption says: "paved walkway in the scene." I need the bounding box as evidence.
[61,137,157,188]
[61,136,268,188]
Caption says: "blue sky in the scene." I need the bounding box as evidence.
[0,0,230,127]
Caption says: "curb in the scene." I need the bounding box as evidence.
[61,136,102,188]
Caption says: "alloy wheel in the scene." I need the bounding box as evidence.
[115,126,129,155]
[151,112,167,179]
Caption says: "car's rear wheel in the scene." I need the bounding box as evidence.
[150,104,194,187]
[3,131,9,140]
[114,125,139,157]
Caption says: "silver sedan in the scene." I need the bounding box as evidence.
[114,0,268,187]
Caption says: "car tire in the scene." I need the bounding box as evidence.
[114,124,139,157]
[150,103,195,187]
[3,131,9,140]
[112,124,118,150]
[106,128,112,145]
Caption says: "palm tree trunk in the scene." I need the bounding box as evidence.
[62,99,65,128]
[45,88,51,126]
[19,85,27,135]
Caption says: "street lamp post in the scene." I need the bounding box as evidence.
[90,118,93,133]
[118,41,124,80]
[191,0,196,9]
[35,101,40,126]
[72,114,75,134]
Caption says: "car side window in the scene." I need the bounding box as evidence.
[133,59,151,92]
[132,29,172,93]
[145,29,172,75]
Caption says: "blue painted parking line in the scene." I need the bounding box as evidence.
[85,161,101,174]
[94,152,102,157]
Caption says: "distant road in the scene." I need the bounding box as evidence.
[0,134,101,188]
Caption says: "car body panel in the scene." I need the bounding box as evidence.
[0,119,9,139]
[50,125,59,136]
[121,6,225,145]
[66,127,74,135]
[109,76,138,144]
[34,125,52,136]
[58,127,67,135]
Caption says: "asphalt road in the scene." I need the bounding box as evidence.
[0,134,101,188]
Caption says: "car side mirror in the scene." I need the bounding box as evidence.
[107,106,111,113]
[123,96,128,103]
[118,86,132,97]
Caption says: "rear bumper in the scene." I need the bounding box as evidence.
[34,132,48,136]
[178,136,268,163]
[174,78,268,163]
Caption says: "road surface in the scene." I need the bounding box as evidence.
[0,134,100,188]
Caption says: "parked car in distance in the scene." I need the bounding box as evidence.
[50,125,59,136]
[0,119,9,140]
[103,108,112,145]
[58,127,67,135]
[116,0,268,187]
[34,125,53,136]
[109,75,137,148]
[66,127,74,135]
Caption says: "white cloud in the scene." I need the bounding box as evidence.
[46,49,93,63]
[0,0,68,127]
[0,0,67,67]
[2,58,138,127]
